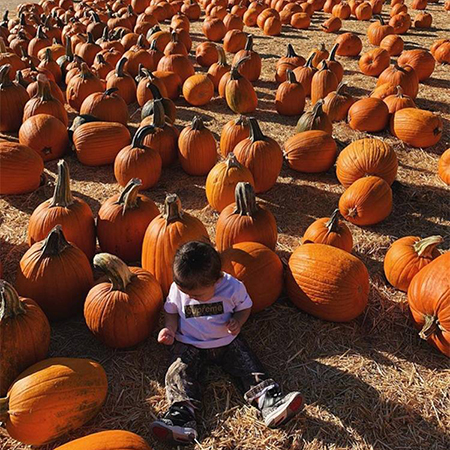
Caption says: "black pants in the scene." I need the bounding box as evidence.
[165,336,277,409]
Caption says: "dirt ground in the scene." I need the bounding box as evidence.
[1,0,450,449]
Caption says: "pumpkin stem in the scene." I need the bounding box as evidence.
[319,59,329,71]
[36,76,54,101]
[311,100,324,120]
[0,64,12,87]
[170,29,179,43]
[164,194,183,223]
[87,31,95,44]
[216,45,227,66]
[329,43,339,62]
[131,125,156,148]
[103,87,118,97]
[226,152,244,170]
[419,314,440,340]
[375,15,384,25]
[335,82,346,95]
[93,253,135,292]
[151,98,166,128]
[116,178,143,213]
[43,47,55,63]
[233,182,259,217]
[50,160,74,207]
[244,34,254,51]
[413,235,443,257]
[286,69,297,84]
[147,82,162,100]
[79,62,95,80]
[191,115,205,131]
[230,56,251,79]
[395,85,404,97]
[325,209,341,233]
[248,117,265,142]
[235,115,248,126]
[286,43,297,58]
[136,34,146,48]
[305,52,315,68]
[0,280,26,320]
[0,397,9,422]
[40,225,72,258]
[115,56,127,77]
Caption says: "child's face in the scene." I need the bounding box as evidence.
[177,283,216,302]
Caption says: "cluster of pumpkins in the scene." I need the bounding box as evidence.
[0,0,449,448]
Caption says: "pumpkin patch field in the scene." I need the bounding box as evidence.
[1,0,450,448]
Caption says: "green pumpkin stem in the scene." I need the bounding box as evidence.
[0,64,12,87]
[115,56,127,77]
[248,117,265,142]
[164,194,184,223]
[93,253,135,292]
[0,280,26,320]
[41,225,72,258]
[50,160,74,207]
[226,152,243,170]
[86,31,95,44]
[325,209,341,233]
[329,43,339,62]
[419,314,441,340]
[131,125,156,148]
[230,56,250,79]
[116,178,143,213]
[413,235,443,257]
[103,87,118,97]
[151,98,166,127]
[191,115,205,131]
[235,115,248,126]
[286,43,297,58]
[286,69,297,84]
[217,45,228,66]
[305,52,315,68]
[148,82,162,100]
[244,34,253,51]
[234,182,259,217]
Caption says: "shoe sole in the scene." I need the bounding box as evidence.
[264,392,304,428]
[149,420,197,445]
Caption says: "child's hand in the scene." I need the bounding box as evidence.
[227,318,241,335]
[158,327,175,345]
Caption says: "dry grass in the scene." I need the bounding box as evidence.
[1,0,450,449]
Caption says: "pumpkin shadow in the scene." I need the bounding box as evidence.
[63,154,117,184]
[0,238,29,283]
[421,77,450,89]
[415,97,450,114]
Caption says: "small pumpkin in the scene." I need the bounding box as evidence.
[383,85,416,114]
[16,225,94,321]
[335,32,362,56]
[413,12,432,28]
[293,52,317,97]
[284,129,337,173]
[207,45,231,90]
[286,243,369,321]
[336,138,398,187]
[0,281,50,397]
[311,60,339,105]
[376,64,419,99]
[141,194,210,296]
[216,182,277,251]
[221,242,283,313]
[309,43,329,68]
[233,118,283,193]
[195,41,219,67]
[384,235,443,292]
[219,115,250,157]
[321,16,342,33]
[327,43,344,83]
[339,176,393,226]
[275,69,306,116]
[438,148,450,186]
[380,34,404,56]
[275,44,306,83]
[348,97,389,132]
[322,82,355,122]
[106,56,137,104]
[206,153,255,212]
[407,252,450,357]
[232,34,262,82]
[358,47,390,77]
[367,15,394,45]
[183,74,214,106]
[27,160,96,260]
[296,100,333,134]
[302,209,353,253]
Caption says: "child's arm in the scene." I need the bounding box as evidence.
[158,311,179,345]
[227,307,251,335]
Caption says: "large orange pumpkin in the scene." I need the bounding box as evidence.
[27,160,96,261]
[301,209,353,253]
[397,49,435,82]
[54,430,152,450]
[339,176,393,226]
[216,182,277,251]
[407,252,450,357]
[0,281,50,396]
[0,357,108,445]
[376,64,419,99]
[141,194,210,296]
[384,235,443,292]
[336,138,398,188]
[15,225,94,321]
[84,253,163,348]
[286,243,369,321]
[233,118,283,193]
[347,98,389,132]
[221,242,283,313]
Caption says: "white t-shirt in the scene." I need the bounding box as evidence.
[164,273,253,349]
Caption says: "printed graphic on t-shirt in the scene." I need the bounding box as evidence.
[184,302,224,318]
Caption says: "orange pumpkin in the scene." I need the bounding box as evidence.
[377,64,419,99]
[397,49,435,82]
[438,149,450,185]
[195,41,219,67]
[275,69,306,116]
[207,45,231,89]
[141,194,210,296]
[384,235,443,292]
[275,43,306,83]
[336,138,398,188]
[106,56,137,104]
[183,74,214,106]
[311,60,339,105]
[367,16,394,45]
[220,115,250,157]
[66,63,104,111]
[322,82,355,122]
[0,281,50,397]
[80,88,129,125]
[407,252,450,357]
[232,34,262,82]
[380,34,404,56]
[358,48,390,77]
[286,243,369,321]
[348,98,389,132]
[339,176,393,226]
[216,182,277,251]
[302,209,353,253]
[334,32,362,56]
[0,357,108,445]
[221,242,283,313]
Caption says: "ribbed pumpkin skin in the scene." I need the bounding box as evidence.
[376,64,419,99]
[284,130,337,173]
[391,108,443,148]
[3,358,108,445]
[0,141,44,195]
[397,49,435,82]
[84,267,163,348]
[384,236,442,292]
[73,121,131,166]
[219,117,250,157]
[407,253,450,357]
[286,243,369,322]
[80,91,129,125]
[438,148,450,185]
[348,98,389,132]
[0,79,29,132]
[15,237,94,321]
[54,430,152,450]
[302,216,353,253]
[336,138,398,188]
[0,287,50,396]
[216,203,277,252]
[221,242,283,313]
[225,77,258,114]
[339,176,393,226]
[97,194,160,263]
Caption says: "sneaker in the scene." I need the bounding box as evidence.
[150,403,197,446]
[259,387,304,428]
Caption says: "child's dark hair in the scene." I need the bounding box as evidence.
[173,241,222,290]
